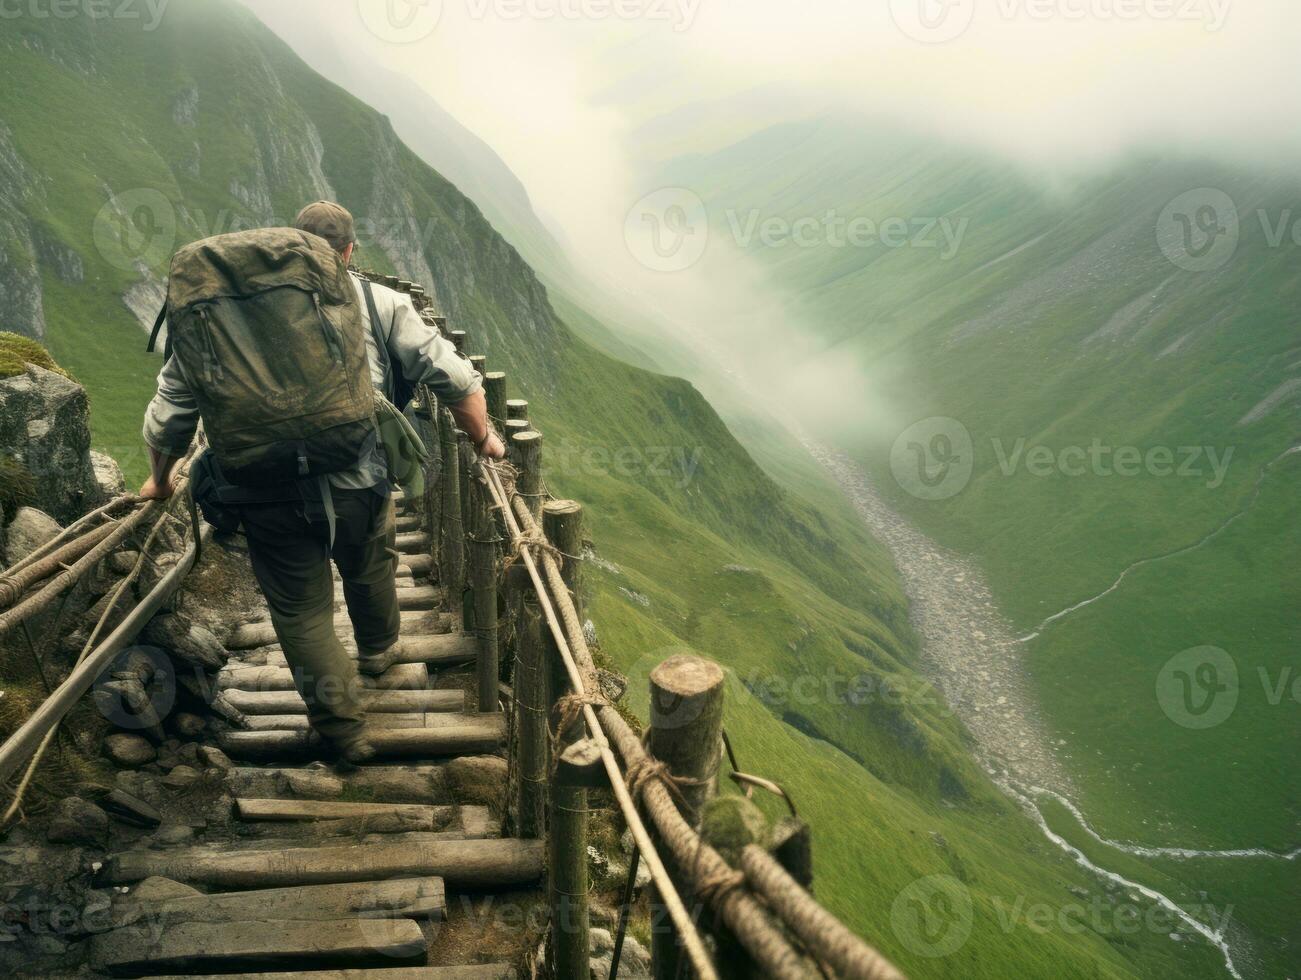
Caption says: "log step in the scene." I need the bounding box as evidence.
[89,917,426,977]
[228,612,449,650]
[404,553,434,578]
[235,798,484,828]
[243,634,477,673]
[331,585,440,610]
[216,716,505,762]
[143,967,515,980]
[111,876,446,928]
[242,713,451,732]
[396,514,423,532]
[97,836,545,889]
[224,764,464,804]
[396,532,432,554]
[221,688,464,715]
[217,662,429,693]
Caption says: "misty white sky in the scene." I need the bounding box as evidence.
[245,0,1300,238]
[242,0,1298,436]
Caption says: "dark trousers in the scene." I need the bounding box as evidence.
[240,487,400,745]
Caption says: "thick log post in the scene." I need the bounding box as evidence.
[470,479,501,714]
[647,655,725,980]
[514,592,547,839]
[549,738,591,980]
[438,409,464,608]
[457,430,474,625]
[484,371,508,430]
[506,399,529,421]
[542,501,584,622]
[504,420,532,462]
[469,355,487,379]
[450,330,468,354]
[512,431,543,522]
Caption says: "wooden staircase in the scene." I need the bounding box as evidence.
[85,492,539,978]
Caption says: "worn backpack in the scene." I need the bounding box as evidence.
[148,229,376,486]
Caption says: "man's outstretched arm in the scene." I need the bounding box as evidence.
[141,355,200,499]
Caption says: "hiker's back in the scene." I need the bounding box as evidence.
[156,228,375,485]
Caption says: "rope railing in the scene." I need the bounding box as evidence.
[362,267,907,980]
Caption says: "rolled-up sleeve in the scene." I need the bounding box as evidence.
[142,355,200,457]
[388,298,482,404]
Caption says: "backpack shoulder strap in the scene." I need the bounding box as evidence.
[359,276,396,404]
[147,304,169,358]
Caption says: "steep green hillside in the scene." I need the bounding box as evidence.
[661,116,1300,978]
[0,7,1238,976]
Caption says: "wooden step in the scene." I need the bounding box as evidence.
[98,836,545,890]
[217,662,429,693]
[234,798,482,829]
[143,967,515,980]
[110,876,446,928]
[395,531,432,554]
[215,715,505,762]
[331,585,439,609]
[396,514,423,533]
[242,713,445,732]
[225,765,453,804]
[245,634,477,673]
[89,917,426,976]
[222,688,464,715]
[404,554,434,578]
[228,612,449,651]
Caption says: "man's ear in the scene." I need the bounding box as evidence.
[341,243,355,266]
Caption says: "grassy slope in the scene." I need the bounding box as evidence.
[660,116,1300,976]
[0,9,1234,976]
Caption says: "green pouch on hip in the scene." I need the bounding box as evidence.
[374,395,430,499]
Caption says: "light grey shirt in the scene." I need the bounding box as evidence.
[143,275,481,489]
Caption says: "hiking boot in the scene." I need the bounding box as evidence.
[356,645,398,676]
[324,734,376,771]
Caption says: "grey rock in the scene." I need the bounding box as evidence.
[150,823,195,845]
[172,713,206,738]
[45,797,108,847]
[108,550,139,574]
[197,745,233,771]
[0,366,97,523]
[89,451,126,501]
[141,613,225,671]
[103,734,156,768]
[590,927,650,978]
[2,506,60,564]
[161,765,200,790]
[129,875,202,902]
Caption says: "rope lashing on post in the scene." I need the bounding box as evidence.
[479,459,721,980]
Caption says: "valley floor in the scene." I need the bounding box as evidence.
[800,435,1257,980]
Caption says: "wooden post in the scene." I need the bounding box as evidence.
[470,478,500,713]
[542,501,584,623]
[514,592,547,839]
[450,330,468,354]
[506,399,529,421]
[549,738,591,980]
[512,431,543,522]
[484,372,508,430]
[457,430,474,626]
[646,655,725,980]
[437,409,464,609]
[504,420,532,461]
[468,354,487,378]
